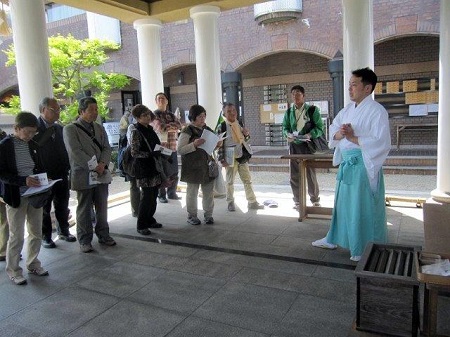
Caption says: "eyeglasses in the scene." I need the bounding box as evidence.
[48,107,61,113]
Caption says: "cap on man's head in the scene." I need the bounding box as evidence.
[291,85,305,94]
[15,112,38,128]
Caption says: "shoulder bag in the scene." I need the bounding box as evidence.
[304,106,330,154]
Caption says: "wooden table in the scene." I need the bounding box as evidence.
[281,153,334,222]
[423,283,450,337]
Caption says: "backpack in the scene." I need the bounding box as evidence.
[120,146,136,177]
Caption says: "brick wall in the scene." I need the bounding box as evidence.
[0,1,441,148]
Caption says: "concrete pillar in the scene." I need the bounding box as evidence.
[423,0,450,255]
[221,71,242,118]
[327,51,344,119]
[190,5,222,128]
[342,0,374,106]
[10,0,52,114]
[133,18,164,111]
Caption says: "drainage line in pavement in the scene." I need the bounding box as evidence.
[112,233,356,271]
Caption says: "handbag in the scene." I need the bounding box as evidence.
[303,106,330,155]
[306,135,329,154]
[27,189,52,208]
[121,146,136,177]
[137,128,173,187]
[208,158,219,178]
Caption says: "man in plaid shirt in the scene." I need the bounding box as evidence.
[153,92,182,203]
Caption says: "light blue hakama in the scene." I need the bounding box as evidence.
[326,149,387,256]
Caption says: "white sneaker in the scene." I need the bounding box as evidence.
[312,237,337,249]
[10,275,27,285]
[350,256,361,262]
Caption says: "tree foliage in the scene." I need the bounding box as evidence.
[2,34,129,124]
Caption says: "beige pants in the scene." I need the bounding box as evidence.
[186,180,214,219]
[6,197,43,278]
[0,202,7,258]
[225,160,257,204]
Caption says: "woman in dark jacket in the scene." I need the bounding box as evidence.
[0,112,49,285]
[130,105,163,235]
[178,104,221,226]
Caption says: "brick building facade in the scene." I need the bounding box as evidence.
[0,0,440,146]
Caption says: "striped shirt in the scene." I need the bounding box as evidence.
[13,137,35,194]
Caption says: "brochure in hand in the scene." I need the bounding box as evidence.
[198,129,227,155]
[21,173,61,197]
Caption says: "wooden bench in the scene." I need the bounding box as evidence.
[396,123,438,149]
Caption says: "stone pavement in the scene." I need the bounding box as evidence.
[0,172,448,336]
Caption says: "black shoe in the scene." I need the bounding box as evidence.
[42,238,56,249]
[148,222,163,228]
[58,233,77,242]
[228,202,236,212]
[98,237,116,246]
[168,194,182,200]
[137,228,152,235]
[158,196,168,203]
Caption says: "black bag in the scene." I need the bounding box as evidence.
[27,189,52,208]
[304,106,330,154]
[208,158,219,178]
[121,146,136,177]
[236,144,252,164]
[306,135,329,154]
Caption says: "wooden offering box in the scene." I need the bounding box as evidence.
[355,243,421,337]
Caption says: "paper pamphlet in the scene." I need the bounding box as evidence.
[287,132,311,142]
[22,172,62,197]
[154,144,173,156]
[198,129,227,156]
[225,147,235,167]
[88,155,99,185]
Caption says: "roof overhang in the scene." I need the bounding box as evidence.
[46,0,266,23]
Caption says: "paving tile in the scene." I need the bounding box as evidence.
[0,286,119,336]
[76,261,166,297]
[68,299,186,337]
[166,316,268,337]
[129,270,226,314]
[168,256,243,279]
[232,267,355,303]
[194,281,298,334]
[276,293,355,337]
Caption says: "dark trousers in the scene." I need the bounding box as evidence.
[76,184,110,245]
[42,177,70,239]
[158,152,179,198]
[289,142,320,203]
[129,178,140,217]
[137,186,158,230]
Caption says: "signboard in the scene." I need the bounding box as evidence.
[103,122,120,147]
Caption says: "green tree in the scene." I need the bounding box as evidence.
[2,33,130,124]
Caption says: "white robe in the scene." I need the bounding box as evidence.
[329,95,391,191]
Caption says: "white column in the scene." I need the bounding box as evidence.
[190,5,222,128]
[431,1,450,203]
[10,0,53,114]
[342,0,374,106]
[133,19,164,111]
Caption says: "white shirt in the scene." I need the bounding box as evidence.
[329,95,391,191]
